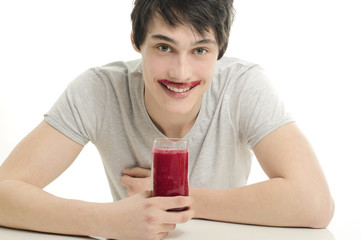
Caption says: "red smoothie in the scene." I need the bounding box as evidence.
[152,149,189,197]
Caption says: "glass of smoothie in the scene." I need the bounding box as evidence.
[152,138,189,203]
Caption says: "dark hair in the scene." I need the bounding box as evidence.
[131,0,234,59]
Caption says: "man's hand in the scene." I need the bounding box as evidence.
[120,167,152,196]
[100,191,194,240]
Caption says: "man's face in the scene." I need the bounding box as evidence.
[134,16,219,116]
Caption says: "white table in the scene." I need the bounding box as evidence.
[0,219,335,240]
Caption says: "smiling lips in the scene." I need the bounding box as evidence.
[158,79,201,93]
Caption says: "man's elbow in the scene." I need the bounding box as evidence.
[306,193,335,229]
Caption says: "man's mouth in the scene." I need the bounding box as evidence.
[165,85,191,93]
[157,79,201,93]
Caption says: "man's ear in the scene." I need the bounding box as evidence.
[131,31,141,53]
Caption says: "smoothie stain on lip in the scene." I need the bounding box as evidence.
[157,79,201,98]
[158,79,201,89]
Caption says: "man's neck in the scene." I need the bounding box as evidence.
[145,97,201,138]
[154,114,198,138]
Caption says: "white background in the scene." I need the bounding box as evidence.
[0,0,361,239]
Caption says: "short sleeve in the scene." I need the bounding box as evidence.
[44,69,106,145]
[229,65,294,148]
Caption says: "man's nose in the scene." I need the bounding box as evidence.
[168,54,192,82]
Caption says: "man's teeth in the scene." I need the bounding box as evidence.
[165,85,191,93]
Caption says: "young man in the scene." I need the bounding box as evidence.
[0,0,334,239]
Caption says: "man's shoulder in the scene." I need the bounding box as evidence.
[213,57,263,88]
[215,56,258,74]
[92,59,142,78]
[64,59,143,101]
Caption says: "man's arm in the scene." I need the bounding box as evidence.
[0,121,93,234]
[190,122,334,228]
[0,121,193,239]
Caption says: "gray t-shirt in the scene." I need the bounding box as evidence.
[44,57,293,201]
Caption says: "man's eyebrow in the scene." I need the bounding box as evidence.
[193,38,217,46]
[151,34,216,46]
[151,34,176,44]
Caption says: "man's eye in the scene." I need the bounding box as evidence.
[157,45,171,52]
[195,48,207,55]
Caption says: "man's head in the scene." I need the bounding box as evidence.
[131,0,234,60]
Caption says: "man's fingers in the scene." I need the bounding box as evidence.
[120,172,152,197]
[155,196,193,212]
[154,232,169,240]
[122,167,151,177]
[139,190,152,199]
[159,223,176,233]
[162,208,194,224]
[119,174,132,186]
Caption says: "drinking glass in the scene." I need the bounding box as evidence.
[152,138,189,198]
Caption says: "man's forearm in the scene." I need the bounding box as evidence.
[190,178,334,228]
[0,179,105,237]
